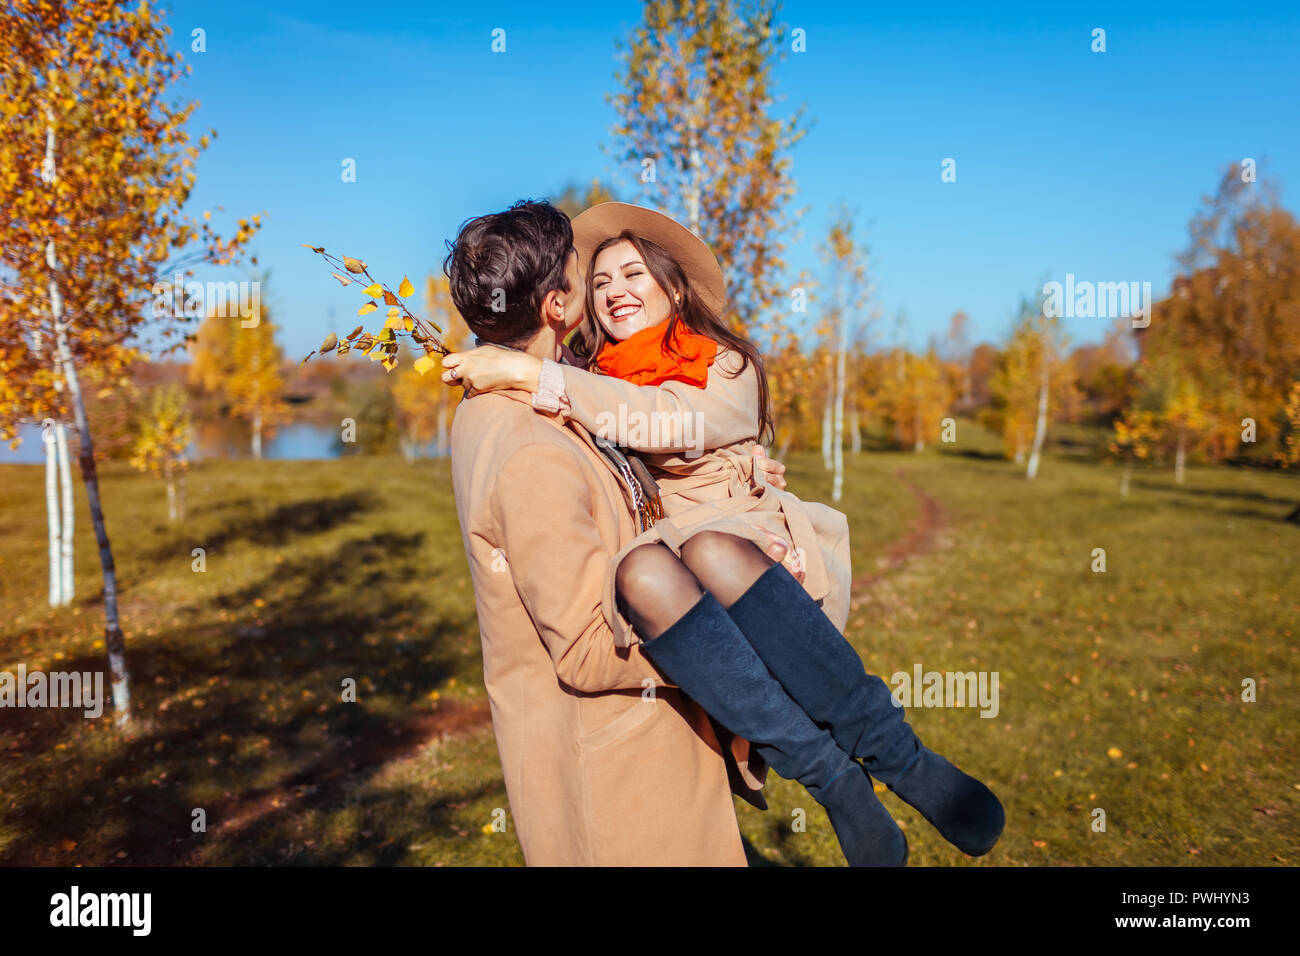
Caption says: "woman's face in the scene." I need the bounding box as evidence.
[590,239,675,341]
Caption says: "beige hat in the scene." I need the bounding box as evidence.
[571,202,727,315]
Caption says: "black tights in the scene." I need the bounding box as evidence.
[615,531,777,641]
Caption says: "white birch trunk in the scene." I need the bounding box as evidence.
[1120,459,1132,497]
[44,103,131,727]
[45,422,62,606]
[832,317,846,502]
[1175,435,1186,484]
[1026,361,1049,479]
[849,405,861,454]
[251,407,263,460]
[166,464,177,522]
[57,421,74,602]
[821,389,833,471]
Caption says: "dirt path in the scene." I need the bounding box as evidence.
[185,470,948,862]
[850,468,950,592]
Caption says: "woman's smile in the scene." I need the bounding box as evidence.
[608,302,643,322]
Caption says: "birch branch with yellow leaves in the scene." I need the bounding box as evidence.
[300,246,451,373]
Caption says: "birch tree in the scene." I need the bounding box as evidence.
[818,211,872,501]
[0,0,260,728]
[611,0,806,385]
[129,384,193,521]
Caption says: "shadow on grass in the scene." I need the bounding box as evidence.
[1132,479,1299,511]
[938,448,1005,462]
[0,526,481,866]
[142,492,374,562]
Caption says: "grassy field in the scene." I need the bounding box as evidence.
[0,424,1296,866]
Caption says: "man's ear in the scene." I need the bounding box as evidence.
[540,288,566,330]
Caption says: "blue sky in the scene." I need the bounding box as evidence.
[165,0,1300,357]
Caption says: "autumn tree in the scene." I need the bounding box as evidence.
[878,348,956,452]
[815,209,873,500]
[129,384,193,521]
[986,299,1078,477]
[188,296,288,459]
[942,311,974,411]
[1071,318,1136,423]
[229,307,288,459]
[0,0,260,727]
[551,180,618,220]
[1130,166,1300,470]
[611,0,806,419]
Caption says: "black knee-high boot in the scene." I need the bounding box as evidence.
[725,562,1005,857]
[639,591,908,866]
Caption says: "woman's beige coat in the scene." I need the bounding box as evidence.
[553,347,855,793]
[557,348,852,637]
[450,388,755,866]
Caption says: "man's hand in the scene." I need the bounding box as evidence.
[441,345,542,394]
[752,445,787,490]
[752,526,806,584]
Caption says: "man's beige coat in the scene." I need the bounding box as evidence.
[450,389,753,866]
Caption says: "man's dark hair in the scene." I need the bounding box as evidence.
[443,199,573,347]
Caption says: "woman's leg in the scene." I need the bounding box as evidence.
[614,543,907,866]
[677,531,918,770]
[678,530,1005,857]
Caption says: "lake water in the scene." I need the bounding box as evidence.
[0,422,444,464]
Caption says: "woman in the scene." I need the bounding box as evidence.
[442,203,1004,866]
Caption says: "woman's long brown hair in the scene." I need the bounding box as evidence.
[569,230,775,446]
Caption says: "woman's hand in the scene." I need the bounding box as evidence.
[752,445,787,490]
[441,345,543,394]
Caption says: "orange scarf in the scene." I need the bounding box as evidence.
[594,317,719,387]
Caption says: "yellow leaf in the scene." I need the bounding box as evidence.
[386,307,401,319]
[384,315,403,330]
[399,276,415,298]
[404,317,414,332]
[362,283,383,297]
[1107,747,1123,759]
[358,301,378,315]
[413,355,437,376]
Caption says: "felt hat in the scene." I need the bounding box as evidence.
[571,202,726,315]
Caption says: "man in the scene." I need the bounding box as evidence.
[443,199,764,865]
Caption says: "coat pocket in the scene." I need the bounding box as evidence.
[576,696,658,756]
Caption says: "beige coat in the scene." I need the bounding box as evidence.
[450,389,755,866]
[555,348,853,647]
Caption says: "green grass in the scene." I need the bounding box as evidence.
[1,426,1296,866]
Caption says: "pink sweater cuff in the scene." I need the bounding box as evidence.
[531,358,569,413]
